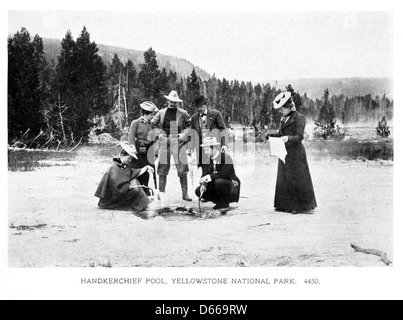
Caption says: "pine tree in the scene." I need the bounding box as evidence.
[314,89,337,139]
[8,28,46,145]
[39,59,59,144]
[189,68,200,96]
[54,30,76,141]
[167,71,178,91]
[231,80,240,123]
[252,84,263,127]
[55,27,108,142]
[75,27,108,117]
[186,68,200,114]
[124,59,141,122]
[238,81,248,125]
[285,84,302,110]
[245,82,254,125]
[125,60,137,88]
[108,54,126,131]
[260,84,272,126]
[176,77,186,104]
[138,47,161,101]
[206,74,218,107]
[109,54,124,86]
[341,99,348,124]
[156,68,169,106]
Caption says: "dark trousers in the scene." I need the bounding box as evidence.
[131,152,156,196]
[157,137,189,177]
[195,178,232,205]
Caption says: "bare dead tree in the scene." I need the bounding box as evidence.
[124,68,129,127]
[56,140,62,151]
[28,129,45,149]
[112,75,126,133]
[21,128,31,141]
[41,131,55,148]
[69,137,83,152]
[57,94,68,143]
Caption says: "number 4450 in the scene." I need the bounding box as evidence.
[304,279,320,285]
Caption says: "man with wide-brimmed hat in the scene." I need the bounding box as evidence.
[94,141,154,213]
[195,137,241,210]
[128,101,159,195]
[152,90,192,201]
[189,94,228,167]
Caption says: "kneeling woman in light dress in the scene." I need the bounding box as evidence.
[95,142,154,213]
[268,91,317,214]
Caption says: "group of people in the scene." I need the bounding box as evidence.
[95,89,317,215]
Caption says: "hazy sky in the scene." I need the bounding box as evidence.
[8,10,394,82]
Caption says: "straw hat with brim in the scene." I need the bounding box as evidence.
[164,90,183,102]
[201,137,220,147]
[273,91,292,109]
[140,101,158,112]
[120,141,138,159]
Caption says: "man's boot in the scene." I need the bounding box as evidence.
[180,176,192,201]
[159,175,167,193]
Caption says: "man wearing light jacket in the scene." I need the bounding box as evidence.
[152,90,192,201]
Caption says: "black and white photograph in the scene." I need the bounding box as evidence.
[1,0,403,300]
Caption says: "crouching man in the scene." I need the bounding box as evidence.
[195,137,241,210]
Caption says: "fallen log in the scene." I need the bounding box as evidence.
[351,243,392,266]
[8,146,75,153]
[248,222,271,229]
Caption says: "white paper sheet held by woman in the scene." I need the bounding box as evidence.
[269,137,287,163]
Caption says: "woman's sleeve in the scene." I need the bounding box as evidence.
[152,111,161,126]
[130,168,143,179]
[268,130,281,138]
[128,120,138,145]
[285,115,305,147]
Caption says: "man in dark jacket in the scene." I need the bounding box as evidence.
[195,137,241,210]
[189,94,227,167]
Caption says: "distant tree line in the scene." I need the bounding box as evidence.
[8,27,394,147]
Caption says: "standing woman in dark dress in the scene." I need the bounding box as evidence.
[128,101,158,195]
[268,91,317,214]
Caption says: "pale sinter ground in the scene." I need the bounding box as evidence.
[8,149,393,267]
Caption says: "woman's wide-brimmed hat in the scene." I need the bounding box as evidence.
[120,141,138,159]
[201,137,220,147]
[164,90,183,103]
[273,91,292,109]
[193,94,209,108]
[140,101,158,112]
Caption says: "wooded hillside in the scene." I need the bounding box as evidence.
[8,27,394,149]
